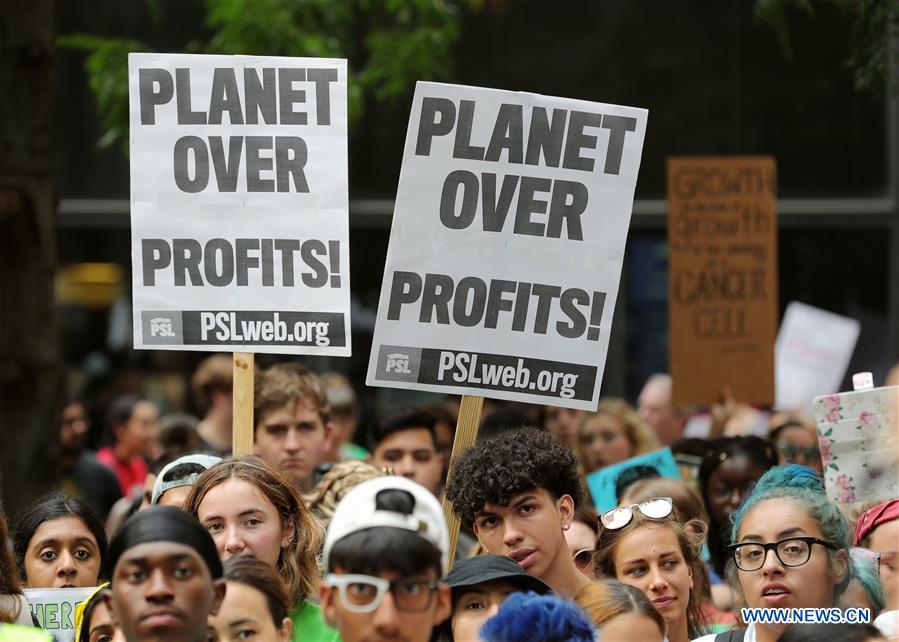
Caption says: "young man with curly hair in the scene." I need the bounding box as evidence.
[445,426,591,598]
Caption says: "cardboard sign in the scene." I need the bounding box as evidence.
[128,53,350,355]
[667,156,778,406]
[814,386,898,505]
[776,301,860,412]
[586,448,682,512]
[24,587,96,642]
[366,82,648,409]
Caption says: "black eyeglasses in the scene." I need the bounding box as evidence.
[728,536,838,572]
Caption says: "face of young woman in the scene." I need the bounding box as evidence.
[613,524,693,636]
[196,479,293,569]
[735,497,847,614]
[24,516,101,588]
[208,580,292,642]
[705,456,768,526]
[87,599,126,642]
[451,579,519,642]
[580,414,633,471]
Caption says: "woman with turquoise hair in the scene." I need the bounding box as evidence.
[692,464,851,642]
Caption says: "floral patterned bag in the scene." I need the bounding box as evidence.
[813,386,898,505]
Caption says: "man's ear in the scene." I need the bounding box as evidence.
[209,579,227,616]
[433,583,452,627]
[320,584,338,627]
[322,421,334,451]
[101,591,119,628]
[556,494,575,530]
[278,616,293,642]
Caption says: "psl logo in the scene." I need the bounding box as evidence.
[385,353,411,374]
[149,317,175,338]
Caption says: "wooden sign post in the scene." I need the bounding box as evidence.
[232,352,255,456]
[441,395,484,568]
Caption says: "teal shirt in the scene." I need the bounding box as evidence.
[290,601,340,642]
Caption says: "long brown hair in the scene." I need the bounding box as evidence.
[184,455,323,607]
[576,399,660,476]
[0,503,23,623]
[575,579,667,637]
[592,511,707,639]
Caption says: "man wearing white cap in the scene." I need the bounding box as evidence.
[151,454,222,508]
[320,476,452,642]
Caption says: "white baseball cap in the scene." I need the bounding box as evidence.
[151,454,222,505]
[322,476,450,574]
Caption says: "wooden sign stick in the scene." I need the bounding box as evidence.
[232,352,255,456]
[441,394,485,569]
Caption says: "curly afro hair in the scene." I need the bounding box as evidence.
[445,427,582,527]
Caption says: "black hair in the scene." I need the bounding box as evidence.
[161,462,207,483]
[13,492,108,583]
[445,426,582,528]
[614,465,661,503]
[698,436,777,577]
[371,407,438,451]
[107,394,142,431]
[478,406,535,442]
[223,556,290,628]
[328,527,442,577]
[777,623,884,642]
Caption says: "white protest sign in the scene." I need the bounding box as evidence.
[24,587,96,642]
[776,301,860,412]
[128,53,350,355]
[366,82,647,409]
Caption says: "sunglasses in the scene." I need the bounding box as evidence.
[600,497,673,530]
[572,548,593,569]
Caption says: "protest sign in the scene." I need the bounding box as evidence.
[128,53,350,355]
[776,301,860,413]
[814,386,898,505]
[24,587,95,642]
[366,82,648,409]
[586,448,681,512]
[667,156,778,406]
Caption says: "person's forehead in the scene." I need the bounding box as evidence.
[116,540,208,569]
[739,497,824,539]
[261,396,324,424]
[480,489,547,513]
[377,427,434,450]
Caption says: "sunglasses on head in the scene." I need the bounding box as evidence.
[600,497,674,530]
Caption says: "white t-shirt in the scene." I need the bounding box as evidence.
[875,610,898,639]
[691,623,756,642]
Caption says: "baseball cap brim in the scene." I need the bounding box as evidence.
[444,555,553,595]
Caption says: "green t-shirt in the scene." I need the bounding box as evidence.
[290,601,340,642]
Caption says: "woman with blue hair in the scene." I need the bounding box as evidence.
[692,464,851,642]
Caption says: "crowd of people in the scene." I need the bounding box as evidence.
[0,354,897,642]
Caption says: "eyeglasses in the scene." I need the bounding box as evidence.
[323,574,439,613]
[776,442,821,463]
[728,537,838,572]
[850,547,881,574]
[573,548,593,570]
[600,497,673,530]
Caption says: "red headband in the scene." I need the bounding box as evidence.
[853,499,899,546]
